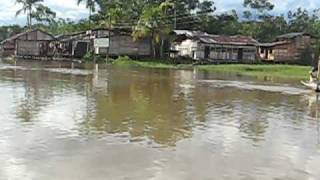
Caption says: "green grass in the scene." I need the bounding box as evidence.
[198,64,310,80]
[113,56,192,69]
[113,57,311,80]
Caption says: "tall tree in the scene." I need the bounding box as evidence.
[15,0,44,28]
[78,0,97,27]
[133,1,174,58]
[31,4,56,24]
[243,0,274,20]
[287,8,314,33]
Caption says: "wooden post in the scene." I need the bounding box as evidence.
[106,16,111,62]
[317,58,320,80]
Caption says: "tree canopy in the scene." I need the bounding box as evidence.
[1,0,320,44]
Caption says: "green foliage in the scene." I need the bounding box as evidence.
[0,25,24,41]
[112,57,309,79]
[132,1,174,58]
[15,0,55,28]
[244,0,274,13]
[83,52,109,63]
[198,64,310,80]
[31,4,56,23]
[2,0,320,46]
[113,56,185,69]
[83,51,94,61]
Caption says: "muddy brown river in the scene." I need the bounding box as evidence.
[0,60,320,180]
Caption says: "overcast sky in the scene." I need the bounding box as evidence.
[1,0,320,25]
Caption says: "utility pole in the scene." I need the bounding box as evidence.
[106,15,111,62]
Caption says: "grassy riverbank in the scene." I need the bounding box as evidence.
[113,57,310,80]
[113,56,192,69]
[198,64,310,80]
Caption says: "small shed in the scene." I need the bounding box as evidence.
[258,32,315,64]
[172,30,258,63]
[0,29,55,58]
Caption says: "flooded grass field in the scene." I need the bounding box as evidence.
[0,60,320,180]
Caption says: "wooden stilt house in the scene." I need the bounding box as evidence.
[0,29,56,58]
[258,32,315,65]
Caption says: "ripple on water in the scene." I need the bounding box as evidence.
[1,61,320,179]
[198,79,310,95]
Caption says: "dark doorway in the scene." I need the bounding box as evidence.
[74,42,89,58]
[39,42,48,56]
[238,48,243,60]
[265,49,269,59]
[204,46,210,59]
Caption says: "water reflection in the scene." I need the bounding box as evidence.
[1,60,320,179]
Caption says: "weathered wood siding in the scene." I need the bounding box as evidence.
[98,36,151,56]
[17,40,52,57]
[16,30,54,41]
[265,35,314,63]
[1,30,54,57]
[17,41,40,56]
[0,41,15,56]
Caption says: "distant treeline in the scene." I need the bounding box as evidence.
[1,0,320,43]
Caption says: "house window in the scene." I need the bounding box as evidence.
[269,49,273,54]
[261,49,264,54]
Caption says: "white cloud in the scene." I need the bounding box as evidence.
[0,0,89,25]
[214,0,320,15]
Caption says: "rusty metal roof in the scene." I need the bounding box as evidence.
[258,41,289,47]
[204,35,258,46]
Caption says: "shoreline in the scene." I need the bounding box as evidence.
[113,58,310,80]
[1,57,310,80]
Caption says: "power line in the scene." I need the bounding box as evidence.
[110,11,210,26]
[111,19,202,29]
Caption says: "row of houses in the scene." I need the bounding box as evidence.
[172,30,315,64]
[0,28,315,64]
[0,28,152,60]
[171,30,258,63]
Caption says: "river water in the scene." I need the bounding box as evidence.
[0,60,320,180]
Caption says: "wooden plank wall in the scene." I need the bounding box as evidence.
[17,41,40,56]
[109,36,151,56]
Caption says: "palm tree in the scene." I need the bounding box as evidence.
[16,0,44,28]
[31,4,56,24]
[77,0,96,27]
[133,1,174,58]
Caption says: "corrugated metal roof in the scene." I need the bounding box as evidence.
[276,32,307,39]
[206,35,258,45]
[173,30,257,46]
[0,29,55,44]
[258,41,289,47]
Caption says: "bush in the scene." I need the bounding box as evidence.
[115,56,132,62]
[83,52,112,63]
[83,52,94,62]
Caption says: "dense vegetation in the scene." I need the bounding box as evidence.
[1,0,320,56]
